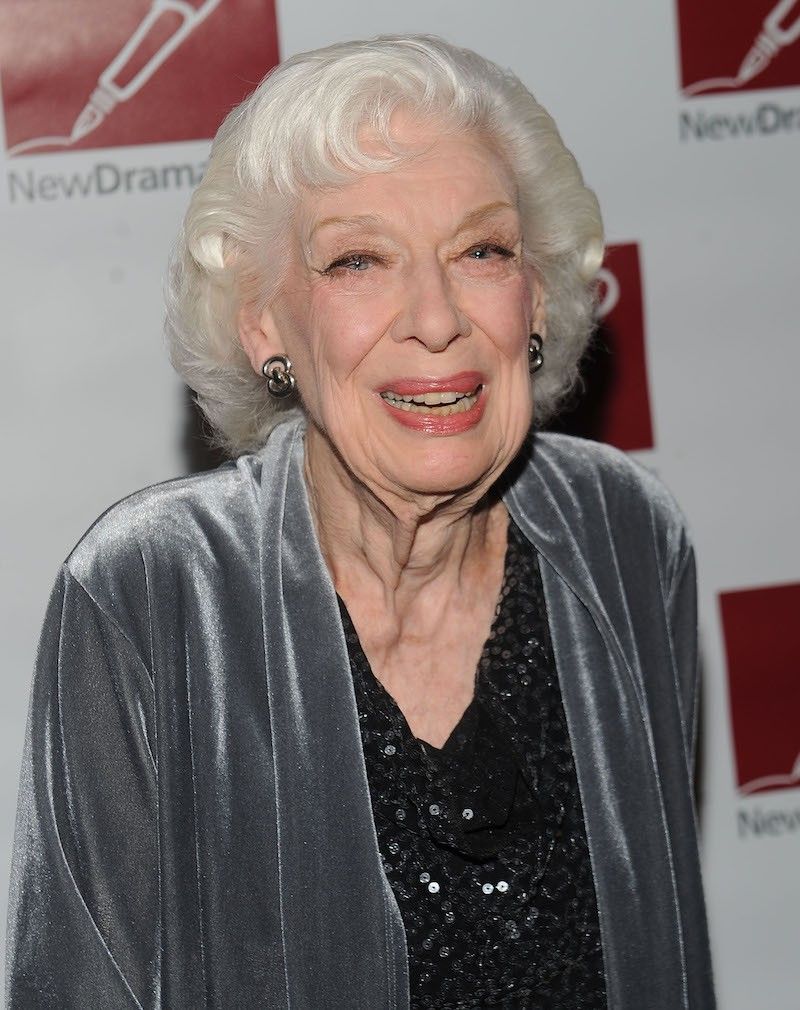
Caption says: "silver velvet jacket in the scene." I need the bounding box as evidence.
[7,415,716,1009]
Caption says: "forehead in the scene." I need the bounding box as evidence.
[298,122,519,241]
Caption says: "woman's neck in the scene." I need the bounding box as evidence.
[303,424,508,623]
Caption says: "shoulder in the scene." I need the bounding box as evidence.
[509,432,693,583]
[531,431,687,526]
[64,454,265,616]
[60,416,306,652]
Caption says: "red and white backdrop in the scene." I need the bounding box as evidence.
[1,1,798,1003]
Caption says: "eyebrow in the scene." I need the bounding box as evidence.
[308,214,383,242]
[308,201,517,243]
[454,201,516,232]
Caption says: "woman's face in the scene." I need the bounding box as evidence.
[250,116,544,504]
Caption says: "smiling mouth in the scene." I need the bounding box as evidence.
[380,385,483,416]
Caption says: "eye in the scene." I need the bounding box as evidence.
[465,243,515,261]
[322,252,380,274]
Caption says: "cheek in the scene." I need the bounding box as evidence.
[307,291,393,386]
[466,275,532,356]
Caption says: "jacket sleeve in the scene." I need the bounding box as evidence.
[6,567,159,1009]
[665,540,701,777]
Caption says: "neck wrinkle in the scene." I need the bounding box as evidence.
[303,425,507,614]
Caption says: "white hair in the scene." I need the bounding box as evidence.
[165,34,604,455]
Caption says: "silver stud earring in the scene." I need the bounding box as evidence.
[528,333,544,374]
[262,355,296,398]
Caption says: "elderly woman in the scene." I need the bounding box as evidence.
[8,35,714,1010]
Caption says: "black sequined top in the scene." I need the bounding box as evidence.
[338,518,608,1009]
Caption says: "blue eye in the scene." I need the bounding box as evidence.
[468,244,513,260]
[325,253,375,273]
[343,255,370,270]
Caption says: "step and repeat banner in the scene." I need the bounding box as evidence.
[1,1,798,1005]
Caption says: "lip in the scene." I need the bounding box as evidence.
[376,371,485,397]
[378,382,486,436]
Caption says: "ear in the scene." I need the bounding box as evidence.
[530,272,547,341]
[237,302,285,377]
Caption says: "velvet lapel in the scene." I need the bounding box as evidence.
[504,437,692,1010]
[257,417,409,1009]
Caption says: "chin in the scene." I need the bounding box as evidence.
[391,442,506,499]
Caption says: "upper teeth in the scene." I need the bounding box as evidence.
[381,389,475,405]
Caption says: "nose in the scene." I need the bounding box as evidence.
[390,259,471,352]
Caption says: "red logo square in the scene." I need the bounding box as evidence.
[720,582,800,795]
[676,0,800,98]
[0,0,279,156]
[551,242,655,453]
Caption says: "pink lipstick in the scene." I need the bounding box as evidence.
[377,371,486,435]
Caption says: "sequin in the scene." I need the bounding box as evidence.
[481,882,494,895]
[339,519,607,1009]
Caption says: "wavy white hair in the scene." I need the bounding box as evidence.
[165,34,604,455]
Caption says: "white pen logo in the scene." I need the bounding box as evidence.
[681,0,800,98]
[6,0,224,157]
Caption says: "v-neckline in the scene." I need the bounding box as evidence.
[336,596,480,755]
[336,521,518,757]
